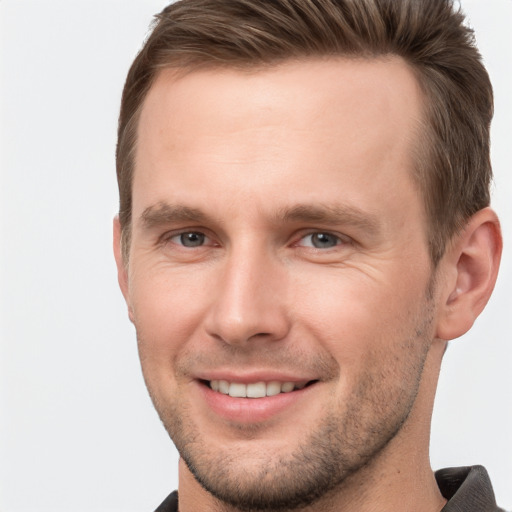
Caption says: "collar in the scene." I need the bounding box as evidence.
[436,466,504,511]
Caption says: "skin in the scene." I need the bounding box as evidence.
[114,57,502,512]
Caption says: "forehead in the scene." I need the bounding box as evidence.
[133,57,425,225]
[138,56,423,147]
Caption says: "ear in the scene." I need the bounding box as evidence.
[113,216,135,323]
[436,207,502,341]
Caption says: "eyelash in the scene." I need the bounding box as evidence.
[295,232,344,249]
[163,231,215,248]
[161,230,348,250]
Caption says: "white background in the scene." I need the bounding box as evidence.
[0,1,510,511]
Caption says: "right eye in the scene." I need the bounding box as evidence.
[169,231,208,247]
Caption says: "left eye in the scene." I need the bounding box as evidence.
[170,232,207,247]
[298,233,341,249]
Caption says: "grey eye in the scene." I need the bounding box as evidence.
[304,233,340,249]
[312,233,339,248]
[178,232,205,247]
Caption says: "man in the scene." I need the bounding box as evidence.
[113,0,504,511]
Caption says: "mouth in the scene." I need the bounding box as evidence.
[196,376,320,423]
[203,379,317,398]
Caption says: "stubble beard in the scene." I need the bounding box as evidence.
[139,297,435,511]
[144,349,432,509]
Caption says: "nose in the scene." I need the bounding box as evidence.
[204,245,290,346]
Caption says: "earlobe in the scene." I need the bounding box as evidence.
[113,217,135,323]
[435,208,502,341]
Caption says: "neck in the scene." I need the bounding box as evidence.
[178,339,448,512]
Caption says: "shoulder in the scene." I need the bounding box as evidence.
[154,490,178,512]
[436,466,506,512]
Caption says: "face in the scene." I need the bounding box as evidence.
[118,58,438,510]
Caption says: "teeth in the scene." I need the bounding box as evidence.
[281,382,295,393]
[209,380,307,398]
[228,382,246,398]
[247,382,266,398]
[266,381,282,396]
[218,380,229,394]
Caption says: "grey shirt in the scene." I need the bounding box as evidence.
[154,465,505,511]
[437,466,505,512]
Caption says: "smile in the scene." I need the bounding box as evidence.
[209,380,310,398]
[198,377,319,423]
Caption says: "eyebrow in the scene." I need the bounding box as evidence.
[275,204,381,236]
[139,201,381,236]
[140,202,209,229]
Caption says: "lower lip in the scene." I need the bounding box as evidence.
[197,382,314,424]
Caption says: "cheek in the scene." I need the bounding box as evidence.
[293,265,432,363]
[129,266,209,371]
[303,274,434,425]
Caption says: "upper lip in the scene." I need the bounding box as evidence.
[194,370,318,384]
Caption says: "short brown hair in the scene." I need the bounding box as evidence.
[116,0,493,264]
